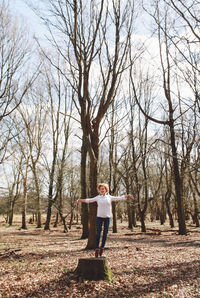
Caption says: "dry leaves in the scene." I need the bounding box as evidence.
[0,222,199,297]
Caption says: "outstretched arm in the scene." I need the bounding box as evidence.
[126,194,134,200]
[75,199,86,206]
[111,194,134,201]
[75,197,97,206]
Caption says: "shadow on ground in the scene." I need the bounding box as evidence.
[23,259,200,297]
[108,233,200,248]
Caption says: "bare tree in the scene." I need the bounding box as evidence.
[99,98,128,233]
[17,83,48,228]
[37,58,74,231]
[162,136,175,228]
[11,115,33,230]
[188,176,199,227]
[133,0,199,234]
[34,0,136,248]
[53,97,73,232]
[108,101,125,233]
[0,1,36,163]
[126,58,158,232]
[118,147,136,230]
[4,164,22,225]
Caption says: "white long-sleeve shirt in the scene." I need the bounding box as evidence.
[85,194,126,218]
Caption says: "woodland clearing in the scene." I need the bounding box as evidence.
[0,218,200,298]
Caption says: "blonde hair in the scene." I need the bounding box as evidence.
[97,183,109,194]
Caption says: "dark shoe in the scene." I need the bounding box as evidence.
[95,249,99,258]
[99,247,104,256]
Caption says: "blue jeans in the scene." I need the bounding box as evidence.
[96,217,111,249]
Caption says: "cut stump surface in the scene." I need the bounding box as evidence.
[75,257,112,281]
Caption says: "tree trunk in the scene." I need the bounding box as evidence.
[54,212,59,227]
[109,101,118,234]
[60,213,68,233]
[21,177,27,230]
[86,174,98,248]
[193,193,199,227]
[160,197,166,225]
[131,204,137,227]
[169,123,186,235]
[112,202,117,233]
[86,130,98,249]
[75,257,112,281]
[8,199,15,226]
[140,211,146,232]
[87,203,97,249]
[44,199,53,230]
[130,123,148,233]
[32,165,42,228]
[80,136,89,239]
[127,201,133,229]
[68,209,73,230]
[165,191,174,228]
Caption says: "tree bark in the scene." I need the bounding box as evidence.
[127,200,133,230]
[165,191,174,228]
[86,124,99,249]
[53,212,59,227]
[169,122,186,234]
[75,257,112,281]
[140,211,146,233]
[131,204,137,227]
[44,185,55,230]
[80,135,89,239]
[8,200,14,226]
[32,163,42,228]
[21,176,27,230]
[193,192,199,227]
[112,202,117,233]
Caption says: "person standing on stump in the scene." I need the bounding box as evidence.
[75,183,134,258]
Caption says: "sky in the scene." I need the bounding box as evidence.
[12,0,47,39]
[12,0,151,38]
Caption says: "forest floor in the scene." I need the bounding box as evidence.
[0,218,200,298]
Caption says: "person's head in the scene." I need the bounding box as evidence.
[97,183,109,195]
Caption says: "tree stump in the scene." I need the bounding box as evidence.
[75,257,112,281]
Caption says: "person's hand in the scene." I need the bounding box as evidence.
[75,199,79,206]
[127,194,134,200]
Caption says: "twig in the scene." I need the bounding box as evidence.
[0,248,21,258]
